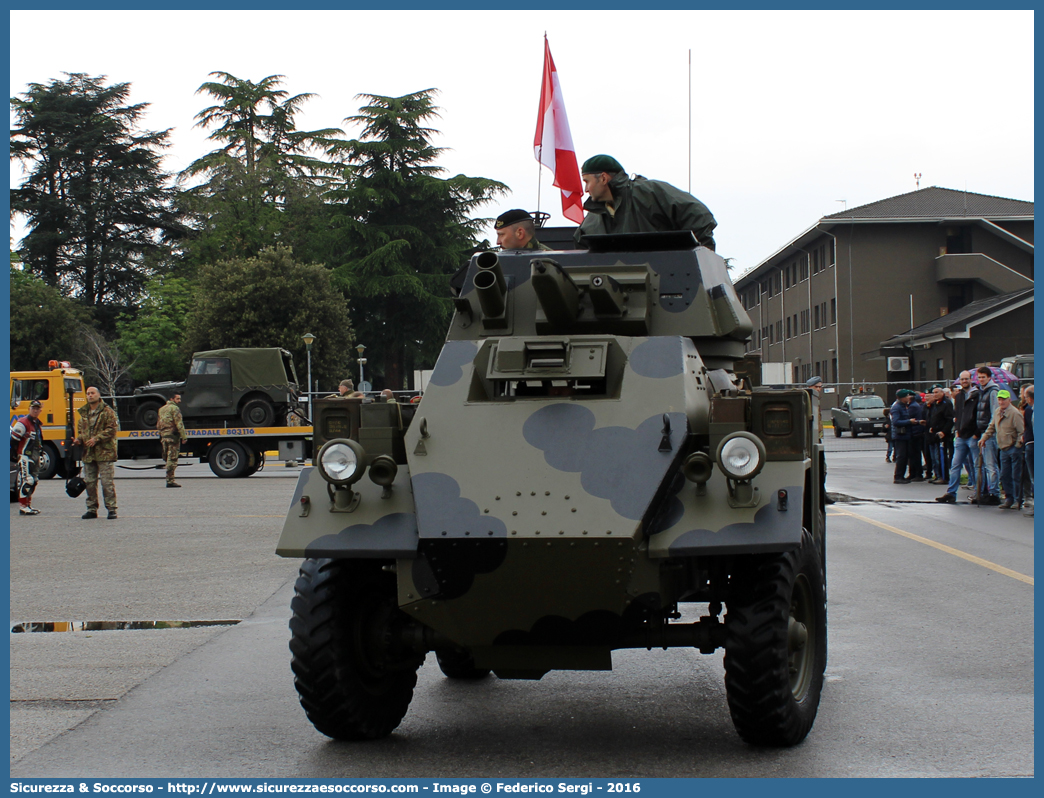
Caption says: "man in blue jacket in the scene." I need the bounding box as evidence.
[890,390,925,483]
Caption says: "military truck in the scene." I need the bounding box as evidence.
[128,347,301,430]
[277,231,828,747]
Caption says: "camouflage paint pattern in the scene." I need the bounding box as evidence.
[277,243,818,662]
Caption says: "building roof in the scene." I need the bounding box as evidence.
[824,186,1033,221]
[874,287,1034,351]
[736,186,1034,286]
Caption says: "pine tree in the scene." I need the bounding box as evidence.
[11,73,183,309]
[330,90,506,388]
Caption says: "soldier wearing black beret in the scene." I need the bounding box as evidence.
[494,209,551,251]
[575,154,717,251]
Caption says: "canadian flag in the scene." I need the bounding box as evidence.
[534,37,585,224]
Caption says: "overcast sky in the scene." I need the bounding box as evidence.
[9,9,1034,277]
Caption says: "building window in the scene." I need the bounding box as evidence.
[813,305,820,329]
[827,239,835,267]
[830,298,837,325]
[937,358,945,380]
[811,249,820,274]
[786,316,791,339]
[799,258,808,281]
[800,309,810,333]
[775,320,782,342]
[832,358,838,383]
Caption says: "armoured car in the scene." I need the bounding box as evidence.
[277,231,828,747]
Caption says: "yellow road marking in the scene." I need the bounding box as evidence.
[829,509,1033,586]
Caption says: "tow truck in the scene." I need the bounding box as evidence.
[9,361,314,481]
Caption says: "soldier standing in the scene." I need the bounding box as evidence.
[157,391,188,488]
[11,399,44,515]
[75,386,119,519]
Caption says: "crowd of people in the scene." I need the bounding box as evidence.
[883,367,1033,515]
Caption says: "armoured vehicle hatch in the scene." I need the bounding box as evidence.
[278,231,828,747]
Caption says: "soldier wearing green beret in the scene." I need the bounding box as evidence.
[495,209,552,251]
[574,154,717,250]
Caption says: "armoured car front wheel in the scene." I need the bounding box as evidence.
[290,558,424,740]
[724,529,826,747]
[436,648,491,680]
[832,425,841,438]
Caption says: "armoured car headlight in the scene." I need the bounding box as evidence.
[317,438,366,486]
[716,432,767,481]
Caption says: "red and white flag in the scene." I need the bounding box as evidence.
[534,36,584,224]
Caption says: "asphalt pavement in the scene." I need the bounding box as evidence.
[8,449,1035,777]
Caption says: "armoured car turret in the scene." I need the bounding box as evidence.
[278,231,828,747]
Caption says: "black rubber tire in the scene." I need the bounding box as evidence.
[135,401,162,430]
[832,425,841,438]
[289,558,423,740]
[436,648,491,680]
[38,443,58,480]
[240,398,275,427]
[207,441,251,478]
[243,451,264,476]
[851,430,859,438]
[724,529,827,747]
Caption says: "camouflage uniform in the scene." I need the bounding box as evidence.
[77,401,119,514]
[157,399,188,486]
[574,171,717,249]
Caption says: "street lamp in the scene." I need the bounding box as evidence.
[356,344,367,392]
[303,333,315,413]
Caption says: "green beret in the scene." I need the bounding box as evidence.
[581,154,624,175]
[494,209,533,229]
[897,389,914,398]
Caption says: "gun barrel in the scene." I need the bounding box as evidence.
[475,251,506,294]
[474,268,505,318]
[531,259,579,328]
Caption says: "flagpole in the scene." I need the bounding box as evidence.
[688,48,692,194]
[536,32,546,218]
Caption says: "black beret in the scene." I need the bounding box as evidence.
[494,209,533,229]
[581,154,624,174]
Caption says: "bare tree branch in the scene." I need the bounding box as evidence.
[74,325,136,399]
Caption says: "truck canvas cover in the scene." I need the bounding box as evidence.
[193,348,292,391]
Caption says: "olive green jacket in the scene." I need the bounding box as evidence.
[157,400,188,441]
[524,238,553,251]
[77,402,119,463]
[574,172,717,250]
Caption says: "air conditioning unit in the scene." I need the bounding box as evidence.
[887,357,910,372]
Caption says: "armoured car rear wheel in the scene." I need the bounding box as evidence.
[724,529,826,747]
[240,397,275,427]
[436,648,491,680]
[290,558,423,740]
